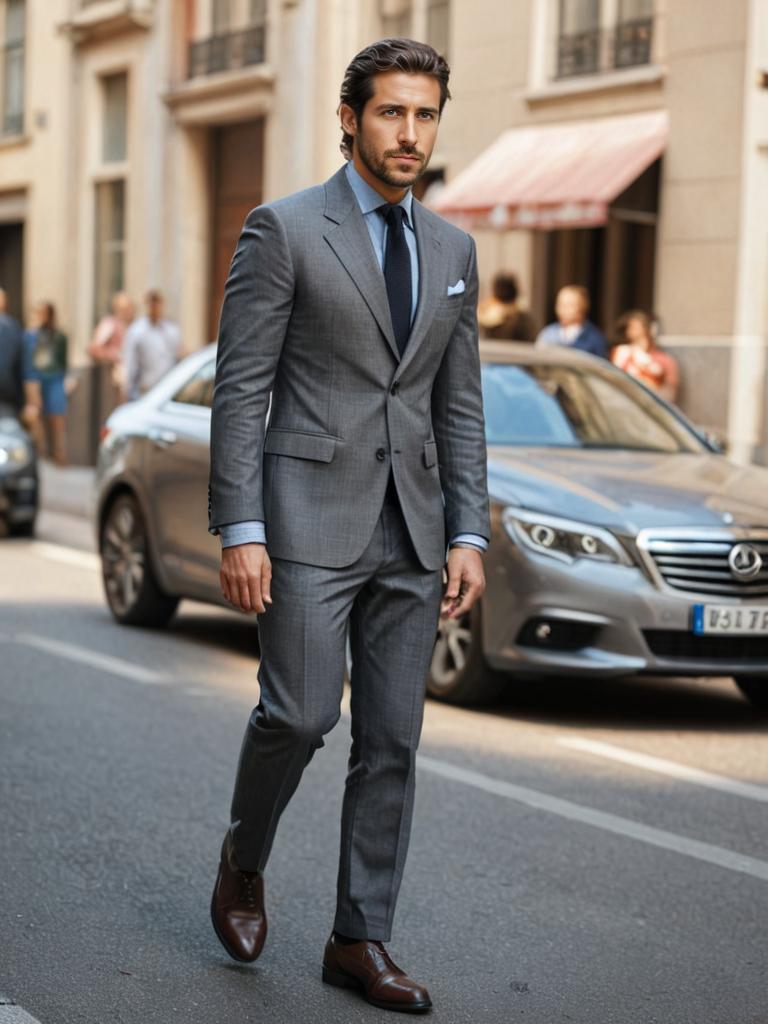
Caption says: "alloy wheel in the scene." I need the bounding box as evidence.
[429,613,473,692]
[102,500,146,617]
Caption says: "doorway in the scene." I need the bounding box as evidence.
[0,221,24,320]
[208,119,264,343]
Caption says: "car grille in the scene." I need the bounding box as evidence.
[640,534,768,597]
[644,629,768,664]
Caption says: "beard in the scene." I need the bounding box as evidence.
[356,130,429,190]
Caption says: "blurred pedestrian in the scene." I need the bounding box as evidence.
[0,287,25,418]
[535,284,608,358]
[88,291,135,401]
[23,301,69,465]
[122,290,181,401]
[478,271,537,341]
[612,309,679,402]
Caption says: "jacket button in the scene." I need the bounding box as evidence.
[390,380,400,395]
[376,448,386,461]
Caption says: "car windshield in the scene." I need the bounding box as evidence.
[481,362,705,454]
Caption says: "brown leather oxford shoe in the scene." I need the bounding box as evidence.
[210,837,267,963]
[322,934,432,1013]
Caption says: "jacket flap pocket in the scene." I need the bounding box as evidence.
[264,428,336,463]
[423,440,438,468]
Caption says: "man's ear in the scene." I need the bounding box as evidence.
[339,103,357,140]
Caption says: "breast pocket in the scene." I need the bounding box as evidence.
[433,294,464,322]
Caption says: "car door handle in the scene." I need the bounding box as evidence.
[148,427,178,448]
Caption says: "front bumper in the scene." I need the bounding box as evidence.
[0,464,38,525]
[483,525,768,679]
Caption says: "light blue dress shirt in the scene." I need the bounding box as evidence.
[219,161,487,553]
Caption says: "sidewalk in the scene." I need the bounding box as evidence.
[38,460,96,520]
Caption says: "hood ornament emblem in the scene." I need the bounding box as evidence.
[728,543,763,579]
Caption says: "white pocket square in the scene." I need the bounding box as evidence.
[446,279,465,296]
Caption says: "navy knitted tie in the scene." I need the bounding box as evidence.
[381,204,412,357]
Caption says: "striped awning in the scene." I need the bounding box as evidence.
[431,110,669,230]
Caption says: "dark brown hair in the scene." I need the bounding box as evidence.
[614,308,653,346]
[35,301,56,331]
[492,272,520,304]
[338,38,451,159]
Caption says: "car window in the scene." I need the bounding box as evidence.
[482,363,704,454]
[171,359,216,408]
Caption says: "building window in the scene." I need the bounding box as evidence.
[555,0,653,80]
[426,0,449,57]
[188,0,266,78]
[212,0,231,35]
[94,180,126,323]
[556,0,599,78]
[102,72,128,163]
[615,0,653,69]
[249,0,266,25]
[2,0,25,136]
[380,0,412,37]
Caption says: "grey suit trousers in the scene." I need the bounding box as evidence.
[228,486,443,941]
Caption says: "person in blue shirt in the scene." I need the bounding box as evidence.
[535,284,608,358]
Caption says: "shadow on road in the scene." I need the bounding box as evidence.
[486,672,768,733]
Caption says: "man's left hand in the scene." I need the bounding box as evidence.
[441,547,485,620]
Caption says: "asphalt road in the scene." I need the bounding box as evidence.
[1,510,767,1024]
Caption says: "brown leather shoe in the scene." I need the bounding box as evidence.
[210,838,267,963]
[322,934,432,1013]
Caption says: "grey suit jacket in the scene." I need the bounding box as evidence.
[208,164,490,572]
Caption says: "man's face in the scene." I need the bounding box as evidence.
[148,297,163,321]
[343,71,441,192]
[555,288,587,327]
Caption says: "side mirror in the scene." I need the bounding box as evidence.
[699,428,727,454]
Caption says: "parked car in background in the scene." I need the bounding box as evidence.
[96,342,768,713]
[0,405,38,536]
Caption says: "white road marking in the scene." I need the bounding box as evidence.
[29,541,99,572]
[0,1001,45,1023]
[558,736,768,804]
[417,754,768,883]
[16,633,170,686]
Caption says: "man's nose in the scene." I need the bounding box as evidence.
[397,115,418,146]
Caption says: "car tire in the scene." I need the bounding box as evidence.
[733,676,768,713]
[9,518,35,537]
[100,492,179,627]
[427,603,506,706]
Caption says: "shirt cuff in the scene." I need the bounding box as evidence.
[449,533,488,552]
[219,520,267,548]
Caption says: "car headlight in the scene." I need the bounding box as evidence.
[0,438,30,467]
[503,507,633,566]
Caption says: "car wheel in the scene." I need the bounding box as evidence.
[9,518,35,537]
[733,676,768,713]
[100,493,179,627]
[427,603,505,706]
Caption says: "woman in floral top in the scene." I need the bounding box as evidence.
[611,310,679,404]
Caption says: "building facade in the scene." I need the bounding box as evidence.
[0,0,766,464]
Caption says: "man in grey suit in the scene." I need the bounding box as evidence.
[208,38,489,1013]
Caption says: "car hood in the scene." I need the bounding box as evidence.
[488,448,768,533]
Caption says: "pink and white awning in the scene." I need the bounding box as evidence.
[431,110,669,230]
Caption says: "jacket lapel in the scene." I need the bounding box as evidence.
[323,167,400,363]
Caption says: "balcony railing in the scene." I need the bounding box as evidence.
[556,15,653,79]
[188,26,266,79]
[614,16,653,70]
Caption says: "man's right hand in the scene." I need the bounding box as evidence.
[220,543,272,614]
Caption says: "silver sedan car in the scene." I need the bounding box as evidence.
[96,342,768,712]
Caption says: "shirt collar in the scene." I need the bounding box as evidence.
[345,160,413,226]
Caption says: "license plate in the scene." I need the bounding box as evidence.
[692,604,768,636]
